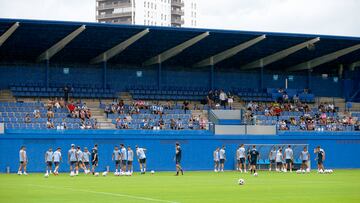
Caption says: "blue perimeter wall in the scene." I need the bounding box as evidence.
[1,130,360,173]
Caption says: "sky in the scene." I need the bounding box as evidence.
[0,0,359,37]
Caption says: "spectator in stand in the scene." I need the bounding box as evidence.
[158,118,165,130]
[104,105,111,118]
[59,98,65,108]
[183,101,190,114]
[63,85,72,103]
[188,117,194,129]
[117,100,125,114]
[293,94,299,104]
[25,114,31,123]
[207,90,214,108]
[199,117,206,130]
[46,118,54,129]
[59,118,67,130]
[122,117,129,129]
[92,119,98,129]
[141,118,149,129]
[219,90,227,109]
[67,102,76,114]
[227,92,234,110]
[170,119,176,130]
[47,107,54,118]
[33,108,41,119]
[177,118,183,130]
[125,113,132,124]
[54,99,61,110]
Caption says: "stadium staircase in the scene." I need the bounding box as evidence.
[86,102,115,130]
[0,90,16,102]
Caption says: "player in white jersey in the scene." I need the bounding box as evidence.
[83,147,91,174]
[44,147,53,175]
[136,145,147,174]
[112,146,121,173]
[237,144,246,173]
[213,147,220,172]
[18,146,28,175]
[127,146,134,173]
[52,147,62,175]
[219,146,226,172]
[284,145,294,172]
[75,146,87,175]
[300,147,310,171]
[120,144,127,173]
[275,148,284,172]
[268,146,277,171]
[68,144,77,175]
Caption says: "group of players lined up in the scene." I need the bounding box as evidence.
[17,144,148,176]
[213,145,326,173]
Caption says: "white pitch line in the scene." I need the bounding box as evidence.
[29,184,179,203]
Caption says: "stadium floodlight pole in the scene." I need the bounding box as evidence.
[142,32,210,66]
[242,37,320,70]
[0,22,19,47]
[193,35,266,67]
[37,25,86,62]
[287,43,360,71]
[90,29,149,64]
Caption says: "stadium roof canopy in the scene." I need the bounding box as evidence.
[1,18,360,73]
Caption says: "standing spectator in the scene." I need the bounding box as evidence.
[227,92,234,110]
[183,101,190,114]
[219,90,227,109]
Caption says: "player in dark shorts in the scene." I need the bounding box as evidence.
[249,145,260,174]
[175,142,184,176]
[91,144,98,175]
[314,146,326,172]
[246,148,251,171]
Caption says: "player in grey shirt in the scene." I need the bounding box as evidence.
[213,147,220,172]
[18,146,28,175]
[127,146,134,173]
[219,146,226,172]
[284,145,294,172]
[76,146,87,175]
[44,147,53,175]
[237,144,246,173]
[120,144,127,172]
[52,147,62,175]
[112,146,121,173]
[136,145,147,174]
[268,147,277,171]
[68,144,77,175]
[83,147,91,174]
[300,147,310,171]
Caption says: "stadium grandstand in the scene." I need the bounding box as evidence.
[0,18,359,173]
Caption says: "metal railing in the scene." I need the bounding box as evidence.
[96,12,132,20]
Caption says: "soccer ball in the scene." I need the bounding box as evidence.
[44,173,49,178]
[151,170,155,175]
[296,170,301,174]
[318,169,324,174]
[102,171,108,176]
[301,170,306,173]
[238,179,245,185]
[306,168,310,173]
[114,172,119,176]
[119,172,125,176]
[253,172,258,177]
[329,169,333,173]
[94,172,99,176]
[70,172,75,177]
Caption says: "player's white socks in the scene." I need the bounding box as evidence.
[116,169,118,173]
[17,171,22,175]
[144,168,146,172]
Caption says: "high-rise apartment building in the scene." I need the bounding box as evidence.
[96,0,197,27]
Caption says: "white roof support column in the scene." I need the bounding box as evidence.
[37,25,86,62]
[242,37,320,70]
[90,29,149,64]
[193,35,266,67]
[0,22,20,47]
[143,32,209,66]
[287,44,360,71]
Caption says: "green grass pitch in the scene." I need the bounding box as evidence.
[1,170,360,203]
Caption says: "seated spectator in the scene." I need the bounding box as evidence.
[293,94,299,103]
[85,109,92,119]
[158,119,165,130]
[125,113,132,123]
[141,118,149,129]
[59,97,65,108]
[219,90,227,109]
[58,118,67,130]
[170,119,176,130]
[188,117,194,129]
[104,105,111,118]
[33,108,41,119]
[54,99,61,109]
[24,114,31,123]
[46,118,54,129]
[177,118,183,130]
[92,119,99,129]
[199,117,206,130]
[67,102,76,113]
[47,107,54,118]
[279,120,288,130]
[122,117,129,129]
